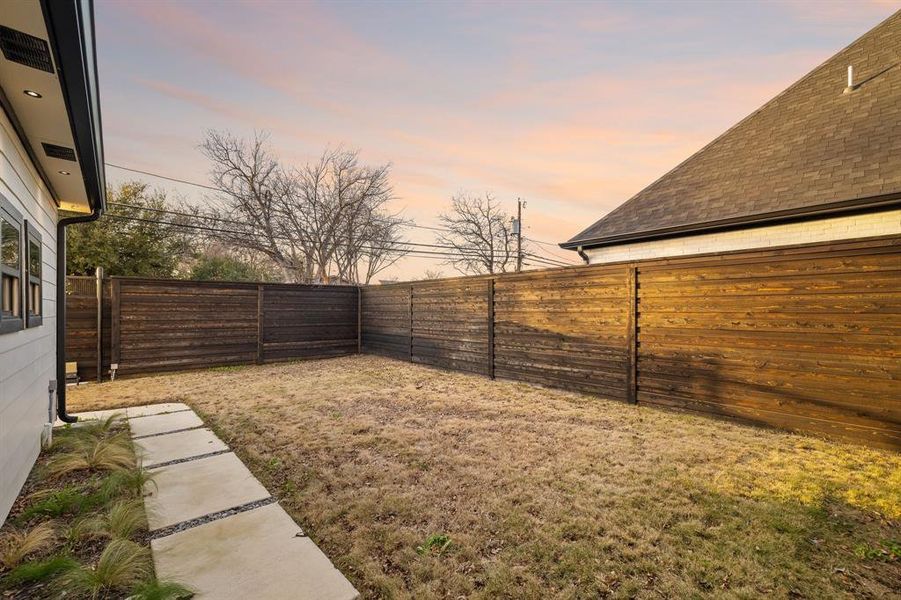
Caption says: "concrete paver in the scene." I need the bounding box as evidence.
[129,410,204,438]
[122,403,359,598]
[127,403,191,418]
[135,427,227,468]
[152,503,358,600]
[144,452,270,530]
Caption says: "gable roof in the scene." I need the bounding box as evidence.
[563,11,901,250]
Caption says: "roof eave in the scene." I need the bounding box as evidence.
[41,0,105,214]
[559,192,901,250]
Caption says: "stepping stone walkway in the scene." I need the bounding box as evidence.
[68,403,359,600]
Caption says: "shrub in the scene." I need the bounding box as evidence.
[61,539,152,596]
[101,468,157,500]
[46,434,135,478]
[0,521,55,570]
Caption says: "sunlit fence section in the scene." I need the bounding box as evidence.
[362,236,901,449]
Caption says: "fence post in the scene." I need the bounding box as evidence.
[109,278,121,377]
[95,267,103,382]
[409,285,414,362]
[256,284,264,364]
[357,286,362,354]
[487,278,495,379]
[626,266,638,404]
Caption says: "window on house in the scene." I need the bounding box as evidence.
[26,223,42,327]
[0,198,23,334]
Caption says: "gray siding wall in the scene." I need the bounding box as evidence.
[0,108,59,524]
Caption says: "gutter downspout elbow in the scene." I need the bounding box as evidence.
[56,209,102,423]
[576,245,589,265]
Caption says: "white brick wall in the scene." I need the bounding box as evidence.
[585,209,901,264]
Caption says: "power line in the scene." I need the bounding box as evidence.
[523,236,575,261]
[522,252,572,267]
[104,165,575,267]
[109,202,569,266]
[104,213,503,261]
[106,203,519,255]
[105,162,451,234]
[105,163,222,192]
[524,235,562,248]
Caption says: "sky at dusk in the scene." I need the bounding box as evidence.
[96,0,897,279]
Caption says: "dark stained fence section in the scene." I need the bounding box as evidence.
[115,280,260,377]
[260,284,358,362]
[66,277,360,379]
[412,278,491,376]
[636,239,901,449]
[361,283,411,359]
[494,266,631,399]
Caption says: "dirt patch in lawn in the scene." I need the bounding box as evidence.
[70,356,900,599]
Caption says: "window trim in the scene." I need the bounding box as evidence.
[0,194,24,335]
[25,221,42,328]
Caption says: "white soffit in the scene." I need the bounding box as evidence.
[0,0,90,213]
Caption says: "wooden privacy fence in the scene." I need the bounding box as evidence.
[67,236,900,449]
[66,277,359,379]
[362,236,901,449]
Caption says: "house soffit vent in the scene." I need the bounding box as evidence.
[42,143,77,162]
[0,25,54,73]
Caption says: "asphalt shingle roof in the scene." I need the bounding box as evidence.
[564,11,901,249]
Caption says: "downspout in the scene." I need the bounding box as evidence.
[56,209,102,423]
[576,245,590,264]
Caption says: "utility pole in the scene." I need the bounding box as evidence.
[514,198,524,272]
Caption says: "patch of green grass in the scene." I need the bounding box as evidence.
[100,468,157,499]
[128,578,195,600]
[0,555,78,588]
[18,486,97,522]
[854,540,901,561]
[416,534,452,556]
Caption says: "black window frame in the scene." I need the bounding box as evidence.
[0,194,24,335]
[25,221,42,328]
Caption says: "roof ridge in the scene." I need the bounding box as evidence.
[565,9,901,247]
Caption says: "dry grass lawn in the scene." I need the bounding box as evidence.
[70,356,900,599]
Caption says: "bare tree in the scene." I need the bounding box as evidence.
[290,148,405,283]
[421,269,444,280]
[200,131,304,280]
[200,131,408,284]
[436,192,520,275]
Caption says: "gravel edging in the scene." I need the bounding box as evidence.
[144,449,231,470]
[132,425,205,440]
[149,497,278,539]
